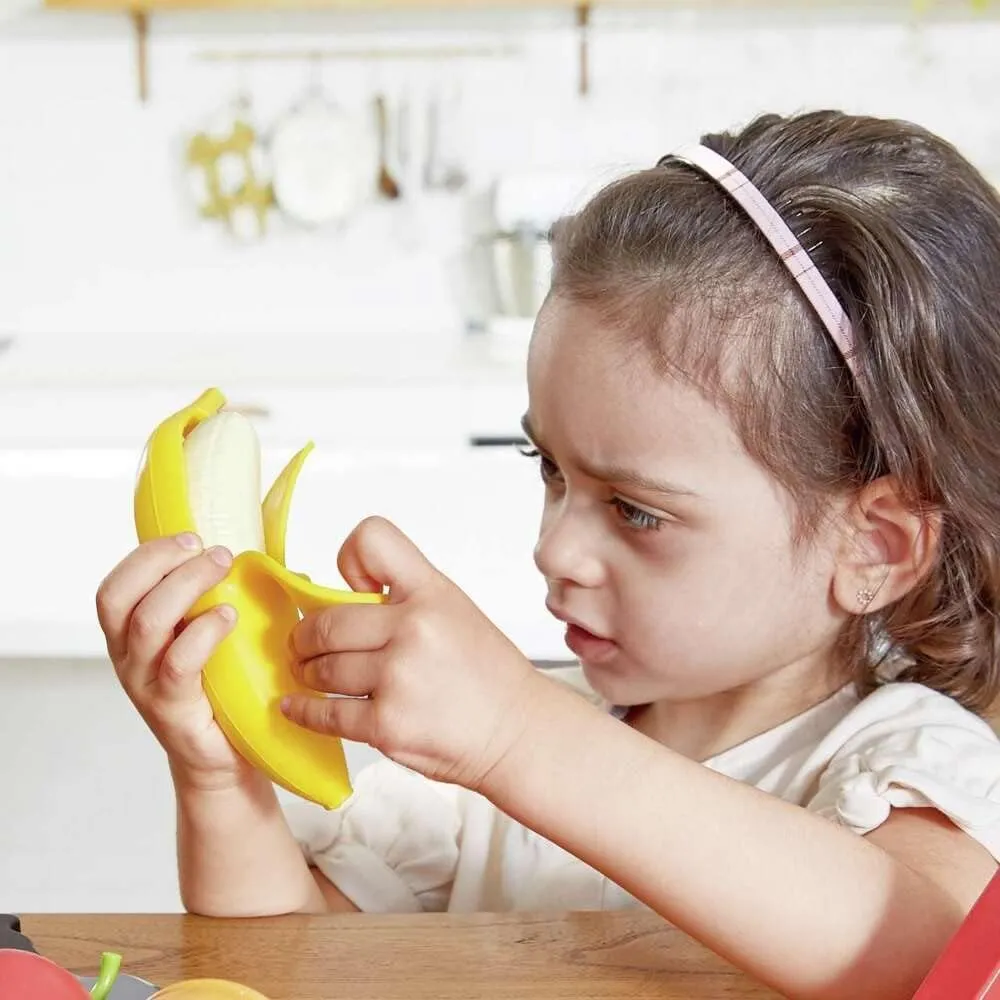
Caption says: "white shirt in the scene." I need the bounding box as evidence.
[286,667,1000,913]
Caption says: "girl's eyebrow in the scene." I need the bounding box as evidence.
[519,413,700,499]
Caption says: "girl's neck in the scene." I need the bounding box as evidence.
[626,655,848,762]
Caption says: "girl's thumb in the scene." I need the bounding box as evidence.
[336,516,437,600]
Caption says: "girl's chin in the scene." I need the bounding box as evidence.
[578,659,645,706]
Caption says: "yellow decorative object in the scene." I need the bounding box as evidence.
[186,118,273,239]
[134,388,385,809]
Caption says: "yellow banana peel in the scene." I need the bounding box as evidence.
[134,387,383,809]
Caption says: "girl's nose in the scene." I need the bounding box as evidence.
[533,503,605,590]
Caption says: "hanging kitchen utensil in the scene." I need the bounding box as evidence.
[397,95,412,183]
[392,89,425,252]
[423,90,441,191]
[185,83,273,241]
[439,83,468,192]
[423,83,467,193]
[269,58,377,228]
[374,93,400,199]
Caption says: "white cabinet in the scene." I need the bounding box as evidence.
[0,382,564,661]
[0,449,139,657]
[0,656,386,913]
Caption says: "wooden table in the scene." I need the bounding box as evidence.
[22,912,780,999]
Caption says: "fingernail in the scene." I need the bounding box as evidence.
[217,604,237,623]
[177,532,202,551]
[280,696,293,714]
[208,546,233,568]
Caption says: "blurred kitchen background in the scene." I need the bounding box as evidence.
[1,0,999,913]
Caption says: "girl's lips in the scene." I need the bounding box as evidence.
[563,624,618,664]
[545,600,610,638]
[546,603,617,664]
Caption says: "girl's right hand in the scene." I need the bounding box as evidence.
[96,533,250,791]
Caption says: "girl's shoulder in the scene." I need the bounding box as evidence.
[802,682,1000,857]
[816,680,1000,767]
[841,679,998,730]
[530,665,1000,859]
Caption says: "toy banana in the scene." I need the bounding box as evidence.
[134,387,383,809]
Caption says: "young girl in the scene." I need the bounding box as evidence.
[97,110,1000,999]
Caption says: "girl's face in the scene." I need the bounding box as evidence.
[526,297,847,708]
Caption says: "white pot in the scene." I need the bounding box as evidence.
[269,94,377,229]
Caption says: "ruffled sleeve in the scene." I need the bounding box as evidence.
[286,758,462,913]
[806,683,1000,858]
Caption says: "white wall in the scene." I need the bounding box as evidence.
[1,4,999,344]
[3,1,1000,913]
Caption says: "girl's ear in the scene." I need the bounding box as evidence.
[832,476,940,615]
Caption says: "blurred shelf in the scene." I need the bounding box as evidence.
[41,0,992,9]
[42,0,993,103]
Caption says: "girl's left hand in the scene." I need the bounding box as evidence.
[280,515,547,791]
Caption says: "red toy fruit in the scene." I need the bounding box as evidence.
[0,949,91,999]
[0,947,121,1000]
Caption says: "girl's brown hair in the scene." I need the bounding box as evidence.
[549,110,1000,715]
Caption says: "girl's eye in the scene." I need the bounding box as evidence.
[518,446,665,529]
[609,497,666,531]
[519,446,561,483]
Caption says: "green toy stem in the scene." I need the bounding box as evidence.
[90,952,122,1000]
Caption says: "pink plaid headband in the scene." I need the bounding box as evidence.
[662,143,857,375]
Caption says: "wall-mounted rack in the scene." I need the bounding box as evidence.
[41,0,994,105]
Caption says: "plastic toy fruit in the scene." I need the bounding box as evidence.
[0,949,121,1000]
[133,387,384,809]
[149,979,270,999]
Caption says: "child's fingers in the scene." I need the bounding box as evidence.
[157,605,238,704]
[97,534,204,662]
[121,546,234,689]
[337,516,438,602]
[292,602,394,660]
[295,650,379,697]
[280,692,372,745]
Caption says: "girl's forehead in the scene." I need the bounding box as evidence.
[527,308,749,477]
[529,297,654,389]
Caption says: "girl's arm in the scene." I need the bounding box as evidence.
[480,677,994,1000]
[173,767,358,915]
[281,519,996,998]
